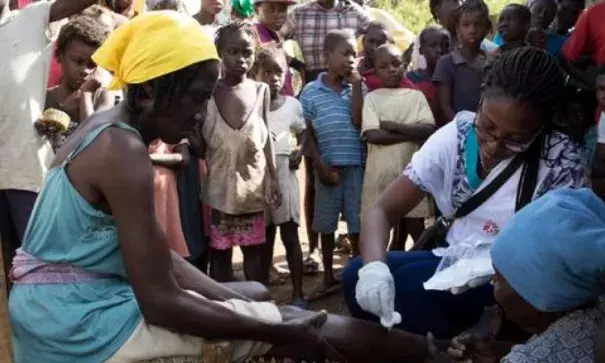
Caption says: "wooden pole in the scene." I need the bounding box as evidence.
[0,237,13,363]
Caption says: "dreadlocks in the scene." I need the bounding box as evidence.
[126,62,208,116]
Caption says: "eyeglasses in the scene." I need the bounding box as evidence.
[473,117,542,153]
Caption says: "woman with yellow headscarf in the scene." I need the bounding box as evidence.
[8,10,439,363]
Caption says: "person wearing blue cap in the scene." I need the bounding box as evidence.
[427,188,605,362]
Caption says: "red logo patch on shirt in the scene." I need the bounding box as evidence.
[482,220,499,235]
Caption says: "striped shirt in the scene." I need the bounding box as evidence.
[281,0,370,71]
[300,73,365,166]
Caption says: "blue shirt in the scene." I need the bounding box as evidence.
[9,123,142,363]
[300,73,365,166]
[492,32,568,58]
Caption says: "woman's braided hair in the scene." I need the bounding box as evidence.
[483,47,564,128]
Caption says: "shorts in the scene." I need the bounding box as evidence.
[106,290,282,363]
[312,166,363,234]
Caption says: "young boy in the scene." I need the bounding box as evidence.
[42,16,113,151]
[362,44,435,249]
[253,0,298,96]
[433,0,491,123]
[493,4,531,55]
[300,29,365,295]
[252,46,307,307]
[406,26,450,127]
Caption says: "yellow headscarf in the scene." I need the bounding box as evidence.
[92,11,219,90]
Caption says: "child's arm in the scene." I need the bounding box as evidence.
[433,55,456,123]
[302,120,335,185]
[349,74,364,128]
[261,85,282,208]
[436,84,455,123]
[150,143,190,168]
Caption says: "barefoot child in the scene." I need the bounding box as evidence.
[42,16,113,150]
[361,44,436,249]
[300,29,365,296]
[406,26,450,127]
[433,0,491,122]
[252,47,307,307]
[202,23,281,283]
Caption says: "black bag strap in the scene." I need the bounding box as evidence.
[454,153,525,218]
[515,134,543,211]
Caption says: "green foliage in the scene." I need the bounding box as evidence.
[371,0,523,34]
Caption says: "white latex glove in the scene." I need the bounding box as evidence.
[355,261,402,329]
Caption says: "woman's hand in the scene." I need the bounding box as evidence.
[445,333,499,363]
[355,261,401,328]
[426,333,462,363]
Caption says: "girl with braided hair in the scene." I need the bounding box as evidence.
[343,46,588,339]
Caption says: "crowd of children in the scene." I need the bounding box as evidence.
[2,0,605,315]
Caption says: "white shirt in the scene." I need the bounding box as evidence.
[404,112,586,248]
[0,2,54,192]
[268,96,305,156]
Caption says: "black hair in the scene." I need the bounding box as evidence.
[371,43,401,67]
[484,47,564,125]
[453,0,490,28]
[323,29,356,52]
[361,21,388,36]
[418,25,449,47]
[503,4,531,25]
[214,22,258,55]
[251,45,288,76]
[56,16,110,57]
[126,62,209,117]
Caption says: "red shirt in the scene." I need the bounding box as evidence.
[362,68,416,92]
[562,2,605,65]
[405,70,438,115]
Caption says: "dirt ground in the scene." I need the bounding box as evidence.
[231,163,352,315]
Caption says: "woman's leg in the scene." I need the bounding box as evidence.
[279,221,305,301]
[392,256,495,338]
[262,224,277,283]
[209,247,234,282]
[270,305,432,363]
[241,244,265,282]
